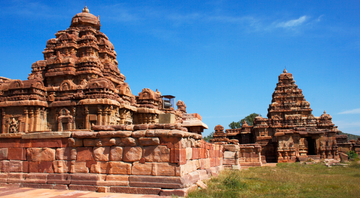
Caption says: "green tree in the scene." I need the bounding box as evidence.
[229,121,240,129]
[203,132,214,142]
[240,113,259,126]
[229,113,260,129]
[347,151,359,160]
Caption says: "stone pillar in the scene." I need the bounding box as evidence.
[144,114,148,124]
[67,118,72,131]
[23,108,29,132]
[150,114,154,123]
[85,106,89,129]
[43,108,48,131]
[103,106,107,125]
[120,109,125,125]
[1,108,5,133]
[97,106,102,125]
[72,107,76,130]
[107,108,111,125]
[142,114,145,124]
[34,107,39,132]
[58,117,62,131]
[39,108,44,131]
[29,108,34,132]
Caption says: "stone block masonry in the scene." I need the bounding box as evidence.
[0,125,223,196]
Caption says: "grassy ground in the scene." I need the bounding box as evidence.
[187,161,360,198]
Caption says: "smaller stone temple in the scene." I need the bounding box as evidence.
[211,69,341,163]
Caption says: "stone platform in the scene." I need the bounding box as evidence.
[0,185,165,198]
[0,125,223,197]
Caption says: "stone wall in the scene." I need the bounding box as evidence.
[0,126,223,196]
[222,144,240,170]
[238,144,262,167]
[221,144,262,170]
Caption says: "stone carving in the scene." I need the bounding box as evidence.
[9,117,19,133]
[0,7,207,134]
[176,100,187,113]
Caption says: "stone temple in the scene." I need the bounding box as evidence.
[211,69,341,165]
[0,6,359,196]
[0,6,207,134]
[0,7,219,196]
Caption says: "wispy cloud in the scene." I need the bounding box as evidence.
[316,15,324,22]
[92,3,325,41]
[333,120,360,135]
[339,108,360,114]
[275,16,308,28]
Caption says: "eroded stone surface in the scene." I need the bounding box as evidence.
[143,146,170,162]
[110,146,123,161]
[93,147,110,161]
[123,147,142,162]
[27,148,55,162]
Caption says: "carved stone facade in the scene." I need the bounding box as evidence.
[0,7,213,196]
[212,69,341,163]
[0,7,207,134]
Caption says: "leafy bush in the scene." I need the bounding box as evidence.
[347,151,359,160]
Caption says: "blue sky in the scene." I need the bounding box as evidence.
[0,0,359,136]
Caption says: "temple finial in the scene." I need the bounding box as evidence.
[324,110,326,114]
[82,5,89,13]
[283,68,287,73]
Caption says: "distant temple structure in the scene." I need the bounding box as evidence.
[0,6,207,134]
[212,69,341,163]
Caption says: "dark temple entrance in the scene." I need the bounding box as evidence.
[307,138,316,155]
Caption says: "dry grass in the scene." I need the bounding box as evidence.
[187,161,360,198]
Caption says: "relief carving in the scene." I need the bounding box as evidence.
[9,117,19,133]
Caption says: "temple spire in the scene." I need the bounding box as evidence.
[82,5,89,13]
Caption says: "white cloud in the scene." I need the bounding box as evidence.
[275,15,308,28]
[316,15,324,22]
[339,108,360,114]
[333,120,360,135]
[336,120,360,127]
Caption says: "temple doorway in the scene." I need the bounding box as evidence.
[307,138,316,155]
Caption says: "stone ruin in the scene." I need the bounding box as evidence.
[0,5,358,196]
[211,69,342,166]
[0,7,221,196]
[336,135,360,161]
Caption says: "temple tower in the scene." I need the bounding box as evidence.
[253,69,340,162]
